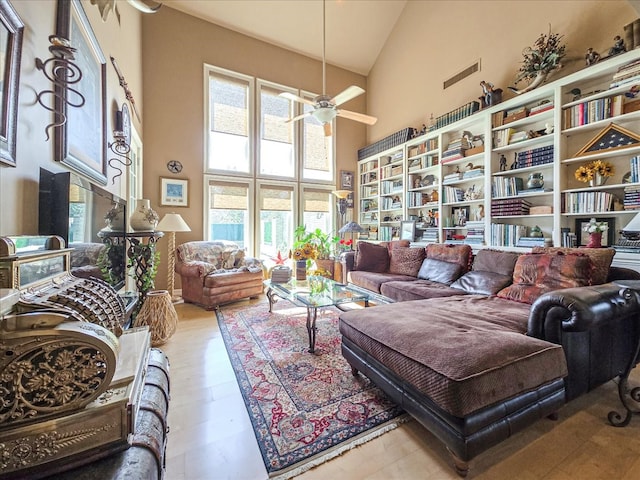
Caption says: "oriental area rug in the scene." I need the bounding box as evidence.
[215,299,404,479]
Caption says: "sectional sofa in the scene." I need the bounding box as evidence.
[337,241,640,476]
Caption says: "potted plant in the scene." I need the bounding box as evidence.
[293,225,339,278]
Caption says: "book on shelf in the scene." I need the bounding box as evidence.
[516,237,547,247]
[518,187,551,196]
[529,102,554,115]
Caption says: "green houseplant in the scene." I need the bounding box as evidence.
[293,225,339,260]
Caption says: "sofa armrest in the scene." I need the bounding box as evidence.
[339,251,356,283]
[175,260,217,278]
[607,266,640,282]
[528,283,640,343]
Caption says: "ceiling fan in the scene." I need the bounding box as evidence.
[280,0,377,136]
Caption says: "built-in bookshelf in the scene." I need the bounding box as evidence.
[356,49,640,266]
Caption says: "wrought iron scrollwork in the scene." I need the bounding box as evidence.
[108,131,132,185]
[35,35,85,141]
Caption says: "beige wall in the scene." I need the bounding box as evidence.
[367,0,637,142]
[0,0,143,236]
[141,7,367,289]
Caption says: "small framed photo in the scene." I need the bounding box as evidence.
[340,170,354,190]
[400,221,416,241]
[453,206,470,226]
[575,217,615,246]
[346,192,354,208]
[160,177,189,207]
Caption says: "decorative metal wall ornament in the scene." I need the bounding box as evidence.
[110,56,141,122]
[108,103,132,185]
[35,35,85,141]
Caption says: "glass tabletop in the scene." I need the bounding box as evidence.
[265,277,369,308]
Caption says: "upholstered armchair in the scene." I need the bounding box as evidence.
[175,241,264,310]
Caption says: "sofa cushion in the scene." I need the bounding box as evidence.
[531,246,614,285]
[426,243,472,272]
[451,271,513,295]
[417,258,462,285]
[354,241,389,272]
[389,247,426,276]
[472,249,520,276]
[348,271,415,294]
[381,279,468,302]
[497,252,593,304]
[339,296,567,417]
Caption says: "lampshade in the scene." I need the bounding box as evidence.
[332,190,351,199]
[157,213,191,232]
[339,221,365,234]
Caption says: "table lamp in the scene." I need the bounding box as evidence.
[156,213,191,302]
[339,221,364,249]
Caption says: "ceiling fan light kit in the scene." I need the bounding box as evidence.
[281,0,376,136]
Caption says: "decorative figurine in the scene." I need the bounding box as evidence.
[510,152,518,170]
[609,35,626,56]
[479,80,503,108]
[530,225,543,238]
[585,47,600,66]
[499,154,507,171]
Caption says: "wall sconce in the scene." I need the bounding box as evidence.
[35,35,85,141]
[108,104,132,185]
[332,189,351,229]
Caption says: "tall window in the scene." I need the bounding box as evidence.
[207,67,252,173]
[207,179,251,250]
[204,64,336,261]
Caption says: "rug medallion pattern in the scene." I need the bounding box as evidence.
[216,301,402,477]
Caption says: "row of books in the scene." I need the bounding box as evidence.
[562,95,624,129]
[493,128,516,148]
[429,101,480,131]
[407,192,432,208]
[515,145,554,169]
[629,156,640,183]
[380,179,403,194]
[491,198,532,216]
[561,228,578,248]
[492,177,524,198]
[490,223,528,247]
[361,185,378,198]
[442,185,465,203]
[408,155,438,172]
[408,139,439,158]
[360,171,377,184]
[563,191,615,214]
[380,164,403,179]
[358,128,415,161]
[624,185,640,209]
[380,196,402,210]
[378,226,398,242]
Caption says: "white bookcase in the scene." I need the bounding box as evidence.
[356,49,640,270]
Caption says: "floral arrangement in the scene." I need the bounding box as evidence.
[338,238,353,251]
[574,160,614,183]
[583,218,609,233]
[514,27,566,85]
[290,243,317,261]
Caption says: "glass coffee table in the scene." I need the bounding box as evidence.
[264,278,373,353]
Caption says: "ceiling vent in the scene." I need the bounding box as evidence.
[443,60,481,90]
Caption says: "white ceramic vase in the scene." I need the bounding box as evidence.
[130,199,159,231]
[105,207,125,231]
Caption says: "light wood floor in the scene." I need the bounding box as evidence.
[161,298,640,480]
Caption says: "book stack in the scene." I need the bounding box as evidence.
[441,138,468,163]
[563,95,623,128]
[463,168,484,179]
[624,185,640,210]
[610,58,640,88]
[464,221,485,245]
[491,198,532,216]
[516,145,554,168]
[516,236,546,247]
[443,171,463,184]
[490,223,528,247]
[270,266,291,283]
[563,191,614,213]
[503,106,528,124]
[420,227,439,243]
[529,101,554,116]
[509,131,529,144]
[492,176,524,198]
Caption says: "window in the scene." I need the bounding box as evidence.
[206,178,252,250]
[206,67,252,173]
[301,187,332,236]
[259,83,295,177]
[302,93,334,182]
[258,184,295,262]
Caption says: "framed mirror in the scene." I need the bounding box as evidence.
[0,0,24,167]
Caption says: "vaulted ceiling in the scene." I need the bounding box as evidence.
[162,0,407,75]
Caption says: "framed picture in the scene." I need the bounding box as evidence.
[575,217,615,247]
[340,170,354,190]
[453,206,470,226]
[160,177,189,207]
[346,192,354,208]
[400,221,416,241]
[0,1,23,167]
[55,0,107,185]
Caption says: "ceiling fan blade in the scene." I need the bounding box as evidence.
[279,91,316,107]
[331,85,365,107]
[323,122,332,137]
[285,112,312,123]
[337,109,378,125]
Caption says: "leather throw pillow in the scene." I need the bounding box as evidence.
[354,241,389,273]
[417,258,463,285]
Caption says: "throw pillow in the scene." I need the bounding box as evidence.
[426,243,472,272]
[354,241,390,272]
[451,271,513,295]
[472,249,520,277]
[388,247,426,276]
[497,252,593,304]
[417,258,463,285]
[531,246,614,285]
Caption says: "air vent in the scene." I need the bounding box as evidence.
[443,60,481,89]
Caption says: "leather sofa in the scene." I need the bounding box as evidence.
[338,242,640,476]
[175,241,264,310]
